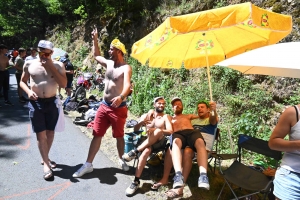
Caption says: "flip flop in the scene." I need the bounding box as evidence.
[43,170,53,180]
[151,182,164,191]
[41,160,57,169]
[165,189,183,199]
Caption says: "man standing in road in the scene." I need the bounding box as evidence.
[20,40,67,180]
[0,44,14,106]
[73,26,132,177]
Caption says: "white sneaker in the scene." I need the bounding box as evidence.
[73,163,93,178]
[119,159,129,171]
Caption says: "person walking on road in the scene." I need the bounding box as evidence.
[20,40,67,180]
[0,44,14,106]
[73,26,132,178]
[13,47,27,103]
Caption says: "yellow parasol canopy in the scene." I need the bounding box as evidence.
[131,2,292,69]
[131,2,292,101]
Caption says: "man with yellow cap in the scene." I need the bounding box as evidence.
[73,26,132,178]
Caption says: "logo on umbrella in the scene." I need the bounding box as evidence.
[156,29,173,46]
[195,39,214,51]
[261,14,269,27]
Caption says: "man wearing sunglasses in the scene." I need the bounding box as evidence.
[20,40,67,180]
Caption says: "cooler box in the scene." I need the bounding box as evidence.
[124,131,144,153]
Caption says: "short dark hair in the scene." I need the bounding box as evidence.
[30,47,37,51]
[18,48,26,53]
[197,99,210,108]
[0,44,8,49]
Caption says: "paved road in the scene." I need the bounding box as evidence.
[0,69,147,200]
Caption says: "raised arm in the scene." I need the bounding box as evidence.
[92,26,107,67]
[269,106,300,152]
[209,101,218,125]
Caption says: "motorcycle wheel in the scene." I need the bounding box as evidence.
[74,86,86,101]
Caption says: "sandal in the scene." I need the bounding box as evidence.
[165,189,183,199]
[151,182,164,191]
[43,170,53,180]
[41,160,57,169]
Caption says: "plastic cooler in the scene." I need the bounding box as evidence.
[124,131,143,153]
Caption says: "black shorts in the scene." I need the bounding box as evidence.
[171,129,205,152]
[28,96,59,133]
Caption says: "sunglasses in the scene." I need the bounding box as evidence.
[38,51,52,57]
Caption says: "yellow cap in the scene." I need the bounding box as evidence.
[111,39,127,54]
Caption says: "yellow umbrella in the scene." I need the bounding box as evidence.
[131,2,292,101]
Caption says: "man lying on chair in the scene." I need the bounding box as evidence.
[122,96,173,197]
[156,98,218,198]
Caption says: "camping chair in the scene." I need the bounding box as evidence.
[209,128,238,173]
[217,134,282,200]
[133,135,170,168]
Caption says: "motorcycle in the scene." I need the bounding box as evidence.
[72,72,93,101]
[91,74,105,92]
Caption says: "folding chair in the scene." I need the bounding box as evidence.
[133,135,170,168]
[209,128,238,173]
[217,134,282,200]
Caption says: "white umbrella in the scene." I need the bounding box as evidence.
[216,42,300,78]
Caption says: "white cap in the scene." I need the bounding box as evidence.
[38,40,54,51]
[171,97,182,105]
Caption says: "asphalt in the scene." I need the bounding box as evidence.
[0,69,147,200]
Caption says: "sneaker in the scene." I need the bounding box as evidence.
[198,173,210,190]
[118,159,129,171]
[122,150,137,162]
[19,98,26,103]
[173,173,184,189]
[4,100,14,106]
[72,163,93,178]
[125,181,140,197]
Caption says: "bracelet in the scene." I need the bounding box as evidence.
[120,94,125,100]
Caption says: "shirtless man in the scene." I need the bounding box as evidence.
[20,40,67,180]
[170,97,210,190]
[0,44,13,106]
[123,97,173,196]
[73,26,132,178]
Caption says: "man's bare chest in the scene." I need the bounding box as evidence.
[29,66,54,79]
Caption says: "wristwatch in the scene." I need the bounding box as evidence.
[120,94,125,100]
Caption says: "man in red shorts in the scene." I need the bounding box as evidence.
[73,26,132,177]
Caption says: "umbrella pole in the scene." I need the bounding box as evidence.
[203,32,214,116]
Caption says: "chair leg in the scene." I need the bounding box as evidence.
[217,182,226,200]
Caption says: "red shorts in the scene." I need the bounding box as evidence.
[92,103,128,138]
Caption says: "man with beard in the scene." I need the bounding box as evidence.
[73,26,132,178]
[156,99,218,198]
[170,97,210,191]
[122,96,173,196]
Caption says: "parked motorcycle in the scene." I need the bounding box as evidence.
[91,74,105,92]
[72,72,93,101]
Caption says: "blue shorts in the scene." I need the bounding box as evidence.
[66,80,72,88]
[28,96,59,133]
[274,167,300,200]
